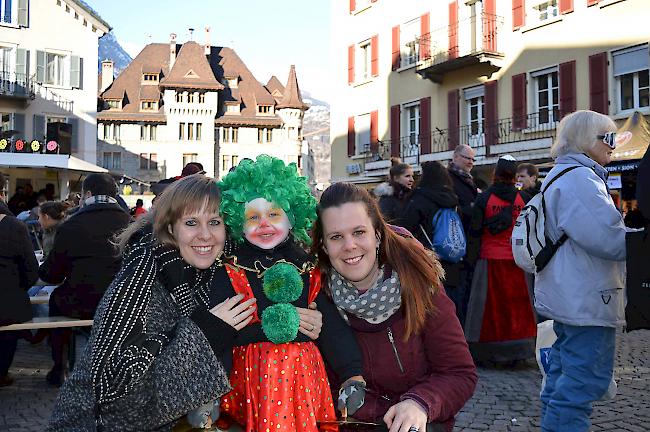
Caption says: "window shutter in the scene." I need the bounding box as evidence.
[559,0,573,14]
[559,60,576,118]
[587,0,600,5]
[36,50,45,82]
[18,0,28,27]
[512,0,525,31]
[420,12,430,61]
[419,97,431,154]
[348,116,355,157]
[391,105,400,157]
[447,90,459,150]
[485,80,498,154]
[512,73,527,130]
[348,45,355,85]
[370,110,379,153]
[33,115,45,141]
[69,118,79,153]
[70,56,82,89]
[15,48,29,94]
[391,26,400,71]
[448,1,458,59]
[371,35,379,77]
[589,52,608,114]
[483,0,497,52]
[13,113,25,137]
[349,0,355,13]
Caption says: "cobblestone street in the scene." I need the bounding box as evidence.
[1,330,648,431]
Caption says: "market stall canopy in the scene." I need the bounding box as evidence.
[0,153,108,173]
[612,111,650,162]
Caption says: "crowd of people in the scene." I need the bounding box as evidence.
[0,108,647,432]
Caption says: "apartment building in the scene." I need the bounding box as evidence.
[331,0,650,185]
[0,0,110,194]
[97,33,308,184]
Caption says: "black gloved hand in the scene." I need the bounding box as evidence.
[153,242,198,316]
[337,379,366,417]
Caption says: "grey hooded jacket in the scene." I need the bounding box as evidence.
[534,153,626,328]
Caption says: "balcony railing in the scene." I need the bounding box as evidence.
[361,111,559,166]
[0,72,35,99]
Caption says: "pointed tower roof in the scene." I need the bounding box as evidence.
[160,41,223,90]
[265,75,285,102]
[276,65,308,110]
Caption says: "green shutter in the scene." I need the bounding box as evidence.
[18,0,28,27]
[13,113,25,137]
[70,55,81,88]
[36,50,45,82]
[15,49,29,94]
[33,114,45,141]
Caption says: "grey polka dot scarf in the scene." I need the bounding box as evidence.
[330,267,402,324]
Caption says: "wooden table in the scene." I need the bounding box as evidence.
[0,316,93,331]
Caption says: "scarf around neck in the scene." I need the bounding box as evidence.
[448,161,474,182]
[330,267,402,324]
[84,195,118,206]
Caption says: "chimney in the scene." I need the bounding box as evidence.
[204,26,211,56]
[169,33,177,69]
[100,59,114,93]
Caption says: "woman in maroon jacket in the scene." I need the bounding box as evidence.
[312,182,477,432]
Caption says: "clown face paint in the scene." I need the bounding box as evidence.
[244,197,291,249]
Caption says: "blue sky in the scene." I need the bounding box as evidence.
[86,0,332,100]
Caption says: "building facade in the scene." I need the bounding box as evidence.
[97,33,308,184]
[0,0,110,192]
[331,0,650,185]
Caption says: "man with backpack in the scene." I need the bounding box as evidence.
[401,161,466,323]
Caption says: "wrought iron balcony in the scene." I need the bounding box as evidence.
[416,12,505,83]
[0,72,35,100]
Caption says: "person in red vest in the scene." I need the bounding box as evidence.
[131,199,147,219]
[464,155,536,365]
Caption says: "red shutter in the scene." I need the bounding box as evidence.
[391,105,400,157]
[589,52,608,115]
[371,35,379,77]
[512,0,525,31]
[448,1,458,59]
[370,110,379,153]
[420,12,430,61]
[350,0,355,13]
[447,90,459,150]
[512,73,527,130]
[419,97,431,154]
[348,116,355,156]
[587,0,600,5]
[371,0,378,3]
[483,0,497,52]
[485,80,498,155]
[559,0,574,14]
[348,45,355,85]
[559,60,576,118]
[392,26,400,70]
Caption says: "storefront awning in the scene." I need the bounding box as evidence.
[0,153,108,173]
[612,111,650,162]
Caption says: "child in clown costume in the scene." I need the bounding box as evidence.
[188,155,365,432]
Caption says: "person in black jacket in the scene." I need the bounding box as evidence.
[448,145,479,233]
[637,144,650,222]
[401,161,465,321]
[516,163,542,196]
[374,158,414,224]
[39,173,131,386]
[0,209,39,386]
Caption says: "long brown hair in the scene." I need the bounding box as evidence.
[116,174,221,253]
[312,182,443,339]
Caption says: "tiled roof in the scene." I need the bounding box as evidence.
[139,85,160,101]
[97,112,166,123]
[276,65,308,110]
[160,42,223,90]
[265,76,285,102]
[215,115,283,127]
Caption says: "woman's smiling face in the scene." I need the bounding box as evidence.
[243,197,291,249]
[172,206,225,269]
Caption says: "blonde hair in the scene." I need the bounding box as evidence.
[550,110,616,159]
[117,174,221,253]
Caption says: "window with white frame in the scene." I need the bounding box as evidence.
[141,101,157,111]
[106,99,121,110]
[355,113,371,155]
[532,0,559,22]
[357,40,372,82]
[139,153,157,170]
[531,66,559,125]
[226,103,240,114]
[0,47,11,77]
[175,92,183,103]
[46,53,66,86]
[183,153,198,167]
[102,123,120,140]
[613,44,650,113]
[0,0,16,25]
[188,122,194,140]
[1,112,11,131]
[464,86,485,136]
[103,152,121,170]
[222,154,231,172]
[401,18,420,68]
[140,124,156,141]
[222,126,239,143]
[402,102,420,148]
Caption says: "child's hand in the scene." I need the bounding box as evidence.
[210,294,257,330]
[297,302,322,339]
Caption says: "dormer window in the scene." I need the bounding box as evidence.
[225,103,240,114]
[258,105,273,114]
[142,73,159,83]
[141,101,158,111]
[106,99,121,110]
[224,77,238,89]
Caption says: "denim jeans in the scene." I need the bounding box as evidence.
[540,322,615,432]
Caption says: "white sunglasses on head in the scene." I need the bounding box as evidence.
[596,131,632,149]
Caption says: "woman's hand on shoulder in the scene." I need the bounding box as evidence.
[297,302,322,340]
[209,294,256,330]
[383,399,428,432]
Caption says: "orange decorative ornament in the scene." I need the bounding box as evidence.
[15,139,24,151]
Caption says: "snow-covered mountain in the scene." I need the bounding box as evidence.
[98,32,132,74]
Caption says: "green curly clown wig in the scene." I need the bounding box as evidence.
[218,155,317,244]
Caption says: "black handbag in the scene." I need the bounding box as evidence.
[625,229,650,332]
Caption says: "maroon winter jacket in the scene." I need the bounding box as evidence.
[346,290,477,431]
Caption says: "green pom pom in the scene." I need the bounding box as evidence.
[263,263,303,303]
[261,304,300,344]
